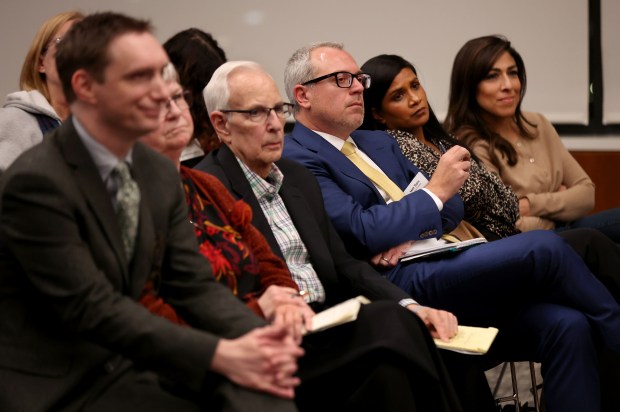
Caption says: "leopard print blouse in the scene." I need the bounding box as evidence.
[389,129,520,240]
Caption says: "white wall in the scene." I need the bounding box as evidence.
[602,0,620,124]
[0,0,590,124]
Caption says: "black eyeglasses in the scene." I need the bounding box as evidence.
[165,90,192,111]
[301,71,372,89]
[221,102,294,123]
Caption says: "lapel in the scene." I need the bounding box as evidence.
[127,145,156,298]
[215,146,285,259]
[57,119,130,286]
[215,146,353,300]
[352,130,423,189]
[276,164,337,284]
[216,147,339,294]
[288,123,384,202]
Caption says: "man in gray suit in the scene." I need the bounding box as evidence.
[0,12,301,412]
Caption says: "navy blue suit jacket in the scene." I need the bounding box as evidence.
[282,123,463,259]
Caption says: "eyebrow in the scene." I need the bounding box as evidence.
[242,101,285,109]
[388,76,420,96]
[489,64,518,71]
[123,67,154,79]
[388,87,405,97]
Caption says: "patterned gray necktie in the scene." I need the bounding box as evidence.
[114,161,140,259]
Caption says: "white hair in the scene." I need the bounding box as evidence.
[203,60,264,115]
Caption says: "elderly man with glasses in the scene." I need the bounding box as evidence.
[196,60,501,412]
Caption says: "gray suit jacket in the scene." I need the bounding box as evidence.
[0,118,264,411]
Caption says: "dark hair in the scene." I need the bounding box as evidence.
[56,12,152,103]
[360,54,463,149]
[164,28,227,154]
[445,35,534,168]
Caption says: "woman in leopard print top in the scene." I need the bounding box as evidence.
[358,52,620,306]
[389,129,519,240]
[360,54,519,240]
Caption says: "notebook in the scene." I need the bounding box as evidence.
[433,326,499,355]
[307,295,370,334]
[400,237,487,262]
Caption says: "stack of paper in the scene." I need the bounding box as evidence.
[433,326,499,355]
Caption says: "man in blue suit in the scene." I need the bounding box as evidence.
[282,42,620,412]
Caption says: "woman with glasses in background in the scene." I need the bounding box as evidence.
[139,63,314,338]
[0,11,83,173]
[163,28,228,166]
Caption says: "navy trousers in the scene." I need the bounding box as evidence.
[387,230,620,412]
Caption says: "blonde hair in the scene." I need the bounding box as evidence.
[19,11,83,101]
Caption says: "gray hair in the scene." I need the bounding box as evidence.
[284,41,344,104]
[203,61,264,115]
[162,62,180,83]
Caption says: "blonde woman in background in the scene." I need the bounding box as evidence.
[0,11,83,172]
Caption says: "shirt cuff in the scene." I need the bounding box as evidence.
[398,298,418,308]
[421,188,443,211]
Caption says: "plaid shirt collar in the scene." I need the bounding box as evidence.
[237,158,283,201]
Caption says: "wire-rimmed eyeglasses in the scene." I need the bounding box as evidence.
[301,71,371,89]
[221,102,294,123]
[165,90,192,111]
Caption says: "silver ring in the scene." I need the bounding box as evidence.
[381,257,390,263]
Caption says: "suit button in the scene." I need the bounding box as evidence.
[430,229,438,235]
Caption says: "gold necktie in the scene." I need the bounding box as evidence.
[341,141,404,201]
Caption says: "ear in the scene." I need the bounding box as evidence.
[210,111,232,144]
[71,69,98,104]
[38,55,46,74]
[371,107,386,124]
[293,84,311,110]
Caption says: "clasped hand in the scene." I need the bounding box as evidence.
[211,285,315,398]
[211,324,304,399]
[258,285,315,343]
